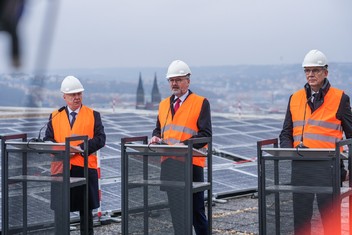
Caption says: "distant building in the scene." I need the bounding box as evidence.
[136,72,145,109]
[136,72,161,110]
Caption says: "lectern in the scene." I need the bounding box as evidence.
[257,138,352,235]
[1,133,89,235]
[121,136,212,235]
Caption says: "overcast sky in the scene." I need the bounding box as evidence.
[1,0,351,73]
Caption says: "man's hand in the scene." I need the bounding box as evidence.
[149,136,161,144]
[173,142,185,146]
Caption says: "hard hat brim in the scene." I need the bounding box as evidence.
[166,73,191,78]
[302,63,327,68]
[61,88,85,94]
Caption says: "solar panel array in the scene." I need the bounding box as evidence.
[0,110,284,225]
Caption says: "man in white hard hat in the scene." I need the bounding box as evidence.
[280,50,352,234]
[150,60,212,234]
[44,75,106,235]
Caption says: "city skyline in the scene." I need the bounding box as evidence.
[1,62,351,114]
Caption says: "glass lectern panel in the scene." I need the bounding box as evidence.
[6,151,67,234]
[126,152,188,234]
[261,147,337,235]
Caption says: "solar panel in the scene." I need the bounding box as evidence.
[0,111,285,230]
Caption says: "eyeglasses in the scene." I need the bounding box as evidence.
[304,68,325,75]
[167,78,188,83]
[66,92,82,97]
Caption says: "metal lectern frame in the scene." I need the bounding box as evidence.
[121,136,212,235]
[257,138,352,235]
[1,133,89,235]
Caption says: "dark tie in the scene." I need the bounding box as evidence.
[70,112,77,127]
[174,98,181,113]
[312,93,318,109]
[312,93,317,102]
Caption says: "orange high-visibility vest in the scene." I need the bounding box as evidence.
[159,93,206,167]
[291,87,343,148]
[51,105,97,174]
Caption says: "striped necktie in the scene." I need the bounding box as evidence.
[174,98,181,113]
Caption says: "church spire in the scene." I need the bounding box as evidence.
[136,72,145,109]
[151,72,161,107]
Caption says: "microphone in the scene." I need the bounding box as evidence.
[298,95,312,148]
[159,98,177,144]
[32,106,66,142]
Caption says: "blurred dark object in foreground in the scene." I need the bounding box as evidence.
[0,0,25,68]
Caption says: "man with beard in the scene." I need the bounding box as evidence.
[150,60,212,235]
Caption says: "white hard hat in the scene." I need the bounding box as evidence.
[166,60,192,78]
[302,49,328,67]
[60,76,84,94]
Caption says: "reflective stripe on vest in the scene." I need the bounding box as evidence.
[51,105,97,175]
[290,87,343,148]
[163,124,198,140]
[158,94,206,167]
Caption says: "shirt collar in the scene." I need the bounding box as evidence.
[311,90,318,96]
[67,106,81,114]
[174,90,189,103]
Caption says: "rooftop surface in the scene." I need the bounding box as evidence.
[70,191,352,235]
[71,194,259,235]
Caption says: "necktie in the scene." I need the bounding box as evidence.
[174,98,181,113]
[311,93,318,109]
[70,112,77,127]
[312,93,317,102]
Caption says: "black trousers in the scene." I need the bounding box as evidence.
[51,165,99,235]
[291,160,337,235]
[166,189,208,235]
[79,210,94,235]
[54,209,93,235]
[160,158,209,235]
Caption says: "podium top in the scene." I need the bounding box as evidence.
[5,141,82,153]
[262,147,336,158]
[125,143,207,157]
